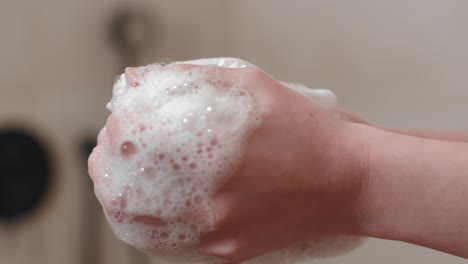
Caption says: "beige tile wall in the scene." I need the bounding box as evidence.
[0,1,226,264]
[226,0,468,130]
[0,0,466,263]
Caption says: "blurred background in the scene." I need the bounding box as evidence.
[0,0,467,263]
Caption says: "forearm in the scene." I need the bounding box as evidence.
[335,106,468,142]
[356,126,468,258]
[385,128,468,143]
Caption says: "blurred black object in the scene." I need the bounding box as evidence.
[0,129,51,221]
[81,139,96,162]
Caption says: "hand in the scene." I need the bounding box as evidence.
[333,107,369,124]
[194,67,367,263]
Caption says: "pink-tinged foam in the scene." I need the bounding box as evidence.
[88,58,361,264]
[89,62,260,263]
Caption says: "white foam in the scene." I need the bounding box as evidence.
[88,58,361,264]
[178,58,337,110]
[90,63,260,262]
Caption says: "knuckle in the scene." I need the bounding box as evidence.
[212,195,240,227]
[240,66,263,80]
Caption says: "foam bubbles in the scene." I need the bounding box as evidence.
[89,58,361,264]
[90,62,260,262]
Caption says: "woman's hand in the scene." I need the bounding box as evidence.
[194,67,368,263]
[319,99,468,259]
[191,68,468,262]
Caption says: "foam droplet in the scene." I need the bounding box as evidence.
[173,164,181,171]
[194,196,202,204]
[120,141,137,158]
[210,137,218,146]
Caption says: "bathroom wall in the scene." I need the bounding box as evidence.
[0,0,467,264]
[225,1,468,263]
[226,0,468,130]
[0,0,226,264]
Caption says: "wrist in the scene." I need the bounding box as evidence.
[350,126,414,238]
[352,128,468,257]
[343,123,374,235]
[315,121,373,235]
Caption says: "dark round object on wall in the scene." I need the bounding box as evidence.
[0,129,51,221]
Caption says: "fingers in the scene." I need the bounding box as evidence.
[280,82,337,111]
[169,63,251,88]
[334,107,369,124]
[174,57,255,69]
[201,238,242,258]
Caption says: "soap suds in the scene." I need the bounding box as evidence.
[88,58,361,264]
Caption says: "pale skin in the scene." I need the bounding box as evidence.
[183,66,468,263]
